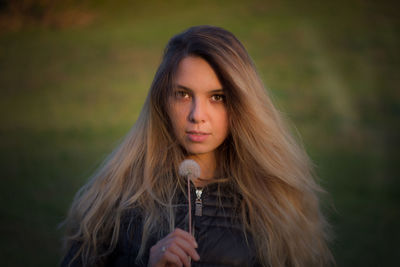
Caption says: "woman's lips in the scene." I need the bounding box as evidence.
[186,131,210,142]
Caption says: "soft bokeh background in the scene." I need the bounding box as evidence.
[0,0,399,266]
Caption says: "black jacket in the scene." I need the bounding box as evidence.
[62,182,261,266]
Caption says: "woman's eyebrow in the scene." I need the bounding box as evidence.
[175,84,192,92]
[209,89,225,93]
[175,84,224,93]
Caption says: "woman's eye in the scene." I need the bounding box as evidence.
[175,91,190,99]
[211,94,225,102]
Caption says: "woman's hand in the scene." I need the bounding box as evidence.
[148,228,200,267]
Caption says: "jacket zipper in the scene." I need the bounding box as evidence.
[195,188,203,216]
[192,187,204,266]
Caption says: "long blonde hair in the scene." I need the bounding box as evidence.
[63,25,333,266]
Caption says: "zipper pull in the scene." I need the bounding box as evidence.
[195,188,203,216]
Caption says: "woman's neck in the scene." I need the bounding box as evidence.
[188,152,216,187]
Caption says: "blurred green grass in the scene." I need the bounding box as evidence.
[0,0,399,266]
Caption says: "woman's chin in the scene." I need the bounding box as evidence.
[184,145,215,156]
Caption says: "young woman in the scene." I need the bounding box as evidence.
[62,25,333,267]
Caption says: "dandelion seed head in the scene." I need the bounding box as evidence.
[179,159,201,180]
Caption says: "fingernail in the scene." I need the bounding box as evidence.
[194,241,198,248]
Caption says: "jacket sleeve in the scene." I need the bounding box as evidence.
[61,210,150,267]
[107,212,150,267]
[60,241,83,267]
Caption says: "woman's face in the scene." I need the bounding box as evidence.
[168,56,229,159]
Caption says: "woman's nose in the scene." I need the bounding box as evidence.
[188,98,206,123]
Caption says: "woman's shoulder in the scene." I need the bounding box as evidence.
[61,208,147,267]
[120,207,143,226]
[108,207,149,266]
[202,179,242,203]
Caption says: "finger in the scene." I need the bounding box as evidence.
[149,244,180,267]
[168,242,194,267]
[171,228,198,248]
[172,236,200,261]
[160,237,199,263]
[163,250,183,267]
[151,238,191,266]
[168,229,199,261]
[150,228,199,266]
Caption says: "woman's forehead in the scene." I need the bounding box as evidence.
[174,56,223,92]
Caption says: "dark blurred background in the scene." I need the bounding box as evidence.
[0,0,399,266]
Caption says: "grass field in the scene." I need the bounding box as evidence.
[0,0,399,266]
